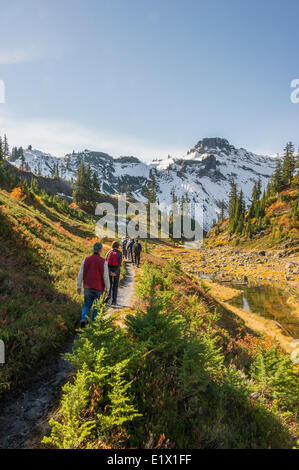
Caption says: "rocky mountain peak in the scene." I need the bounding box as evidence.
[194,137,233,153]
[115,156,142,164]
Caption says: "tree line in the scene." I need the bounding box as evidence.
[72,160,101,204]
[0,133,10,179]
[226,142,299,238]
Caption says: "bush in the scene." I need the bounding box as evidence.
[10,186,28,201]
[43,301,141,449]
[250,345,299,411]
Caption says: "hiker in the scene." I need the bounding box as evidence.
[105,241,123,306]
[77,242,110,327]
[126,237,135,263]
[133,239,142,267]
[122,236,129,259]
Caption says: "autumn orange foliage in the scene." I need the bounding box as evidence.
[10,186,26,201]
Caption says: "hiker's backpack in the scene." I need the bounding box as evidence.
[134,243,142,254]
[107,250,120,267]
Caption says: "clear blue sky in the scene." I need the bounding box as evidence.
[0,0,299,159]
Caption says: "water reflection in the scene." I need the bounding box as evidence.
[229,284,299,337]
[198,272,299,337]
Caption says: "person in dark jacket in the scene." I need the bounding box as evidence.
[122,236,129,259]
[77,242,110,327]
[133,240,142,267]
[105,241,123,306]
[126,237,135,263]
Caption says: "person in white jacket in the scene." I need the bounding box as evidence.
[77,242,110,327]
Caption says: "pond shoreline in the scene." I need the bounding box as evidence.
[202,277,298,355]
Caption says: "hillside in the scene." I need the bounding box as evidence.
[3,159,73,198]
[9,138,277,230]
[0,184,96,396]
[206,174,299,251]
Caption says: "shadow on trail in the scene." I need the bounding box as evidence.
[108,262,135,311]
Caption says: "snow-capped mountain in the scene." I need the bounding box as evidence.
[10,137,277,230]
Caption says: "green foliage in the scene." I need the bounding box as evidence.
[268,143,296,196]
[30,177,39,194]
[269,160,283,195]
[228,180,237,221]
[42,365,96,449]
[250,345,299,410]
[228,181,246,234]
[9,146,24,163]
[291,172,299,189]
[199,280,211,293]
[218,200,226,222]
[38,188,89,222]
[290,198,299,221]
[96,360,141,443]
[0,133,10,183]
[45,262,295,449]
[282,142,296,188]
[144,169,158,204]
[168,257,181,271]
[0,159,4,182]
[225,142,299,244]
[44,305,141,449]
[73,160,100,204]
[135,261,172,300]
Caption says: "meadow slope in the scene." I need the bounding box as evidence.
[0,186,96,396]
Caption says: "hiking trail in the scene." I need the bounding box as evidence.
[0,262,135,449]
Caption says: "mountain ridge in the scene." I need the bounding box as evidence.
[9,137,277,230]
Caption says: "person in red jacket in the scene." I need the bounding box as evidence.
[105,241,123,307]
[77,242,110,327]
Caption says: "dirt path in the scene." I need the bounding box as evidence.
[0,262,135,449]
[108,262,135,314]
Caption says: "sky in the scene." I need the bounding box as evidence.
[0,0,299,160]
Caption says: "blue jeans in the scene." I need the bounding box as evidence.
[109,271,120,304]
[81,289,103,322]
[134,252,141,266]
